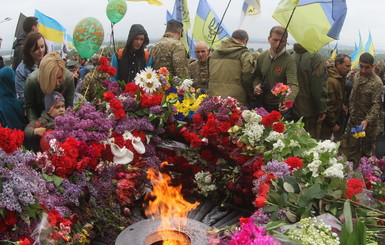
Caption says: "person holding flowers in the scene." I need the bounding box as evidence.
[253,26,298,114]
[343,53,383,167]
[24,52,74,122]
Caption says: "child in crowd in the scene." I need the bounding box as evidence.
[24,91,65,151]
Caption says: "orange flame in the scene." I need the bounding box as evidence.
[145,163,199,245]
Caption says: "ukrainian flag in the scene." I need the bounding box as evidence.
[330,42,338,60]
[365,31,375,56]
[273,0,347,53]
[193,0,230,50]
[34,10,66,43]
[350,32,364,68]
[65,33,75,50]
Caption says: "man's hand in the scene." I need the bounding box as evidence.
[361,120,368,130]
[332,124,340,132]
[342,104,349,114]
[254,84,263,95]
[317,113,326,123]
[278,103,289,113]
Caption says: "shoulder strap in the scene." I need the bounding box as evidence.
[117,48,125,60]
[144,50,150,64]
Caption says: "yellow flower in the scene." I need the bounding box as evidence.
[166,93,178,102]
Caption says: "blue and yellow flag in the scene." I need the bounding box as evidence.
[34,10,66,43]
[365,31,375,56]
[330,42,338,60]
[126,0,163,6]
[239,0,261,28]
[350,32,364,68]
[273,0,347,53]
[167,8,195,59]
[172,0,191,30]
[65,33,75,50]
[193,0,230,50]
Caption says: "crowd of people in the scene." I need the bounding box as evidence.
[0,17,384,166]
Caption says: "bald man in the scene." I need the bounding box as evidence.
[188,41,210,90]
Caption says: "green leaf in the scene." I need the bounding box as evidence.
[344,199,353,233]
[285,210,297,223]
[283,182,295,193]
[42,173,53,182]
[264,205,279,212]
[304,184,327,200]
[278,193,288,206]
[52,175,65,188]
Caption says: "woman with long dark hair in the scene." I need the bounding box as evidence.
[15,32,48,104]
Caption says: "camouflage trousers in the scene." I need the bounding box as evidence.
[340,132,377,168]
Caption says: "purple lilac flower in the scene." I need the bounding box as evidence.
[101,80,119,95]
[254,107,269,116]
[0,149,47,212]
[263,160,291,179]
[196,98,220,115]
[149,105,164,115]
[358,157,377,176]
[215,113,230,121]
[54,104,113,143]
[252,209,271,225]
[123,96,139,112]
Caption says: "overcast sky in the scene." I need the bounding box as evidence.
[1,0,384,52]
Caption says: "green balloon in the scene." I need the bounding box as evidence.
[106,0,127,24]
[73,17,104,59]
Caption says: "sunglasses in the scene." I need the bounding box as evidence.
[359,64,371,69]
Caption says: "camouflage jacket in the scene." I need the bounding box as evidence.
[188,60,209,90]
[150,33,189,78]
[348,72,383,133]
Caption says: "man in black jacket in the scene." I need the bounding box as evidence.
[12,16,39,71]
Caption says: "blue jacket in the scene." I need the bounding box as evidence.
[0,66,27,130]
[15,61,37,104]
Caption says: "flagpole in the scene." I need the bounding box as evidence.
[111,23,116,54]
[211,0,232,49]
[272,6,296,61]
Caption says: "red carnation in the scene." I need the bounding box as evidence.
[254,195,267,208]
[125,82,141,95]
[201,149,218,164]
[284,157,304,171]
[269,110,282,122]
[275,67,281,72]
[261,115,275,127]
[103,91,115,102]
[284,100,293,109]
[344,178,365,199]
[273,122,285,133]
[4,209,17,226]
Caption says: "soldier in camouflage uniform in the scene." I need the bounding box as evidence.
[150,20,189,78]
[343,53,383,167]
[188,41,210,91]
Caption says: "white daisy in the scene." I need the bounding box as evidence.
[134,72,146,88]
[142,79,161,93]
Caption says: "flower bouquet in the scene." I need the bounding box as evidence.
[271,82,293,109]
